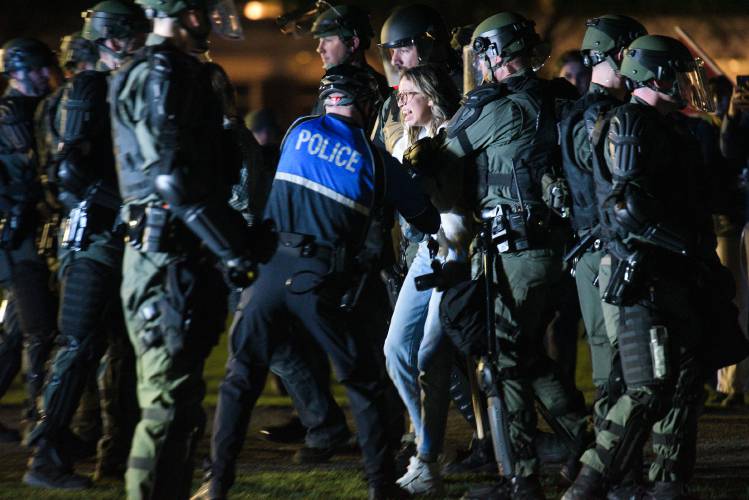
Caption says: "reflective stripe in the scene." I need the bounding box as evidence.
[142,407,174,421]
[276,171,371,216]
[128,456,155,470]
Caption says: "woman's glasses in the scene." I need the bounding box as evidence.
[396,90,423,107]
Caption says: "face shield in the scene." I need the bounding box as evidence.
[462,44,488,94]
[208,0,244,40]
[378,35,433,87]
[674,58,714,112]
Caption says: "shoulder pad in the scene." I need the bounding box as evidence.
[68,70,108,101]
[0,96,37,153]
[447,84,507,139]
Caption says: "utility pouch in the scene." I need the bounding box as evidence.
[602,251,645,306]
[0,211,23,250]
[649,325,670,380]
[60,201,89,251]
[127,205,171,253]
[489,205,530,253]
[37,214,60,257]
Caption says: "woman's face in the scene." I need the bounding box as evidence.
[397,77,432,128]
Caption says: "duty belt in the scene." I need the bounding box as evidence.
[276,231,335,262]
[125,203,191,253]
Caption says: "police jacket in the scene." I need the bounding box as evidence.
[264,113,440,258]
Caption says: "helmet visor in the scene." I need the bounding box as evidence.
[209,0,244,40]
[462,44,486,94]
[675,58,714,112]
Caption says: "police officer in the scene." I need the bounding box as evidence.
[193,63,440,500]
[558,16,647,496]
[424,12,589,498]
[562,35,724,499]
[0,289,22,442]
[0,37,60,436]
[23,1,148,489]
[109,0,256,497]
[310,3,388,114]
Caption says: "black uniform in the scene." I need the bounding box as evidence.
[0,88,58,425]
[207,112,439,496]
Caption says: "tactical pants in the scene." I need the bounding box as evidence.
[209,248,397,496]
[121,247,227,500]
[1,239,58,422]
[491,247,588,477]
[268,325,352,448]
[0,291,22,398]
[28,256,138,474]
[575,250,613,388]
[581,271,702,484]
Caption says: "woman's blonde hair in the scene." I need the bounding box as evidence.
[400,64,461,146]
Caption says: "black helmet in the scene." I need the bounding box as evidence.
[0,38,57,75]
[311,4,374,49]
[59,32,100,70]
[319,63,382,112]
[81,0,149,63]
[581,15,647,70]
[378,4,452,85]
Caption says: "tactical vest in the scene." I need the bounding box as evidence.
[266,113,383,256]
[35,87,63,175]
[110,43,225,205]
[460,75,575,210]
[560,90,620,232]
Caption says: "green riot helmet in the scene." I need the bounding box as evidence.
[135,0,244,42]
[581,15,647,71]
[81,1,149,63]
[378,4,451,86]
[311,4,374,48]
[620,35,714,112]
[465,12,550,91]
[59,32,100,72]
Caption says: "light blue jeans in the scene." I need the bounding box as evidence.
[384,240,457,462]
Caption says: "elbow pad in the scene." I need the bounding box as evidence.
[154,173,249,261]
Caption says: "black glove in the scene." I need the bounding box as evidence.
[402,129,446,177]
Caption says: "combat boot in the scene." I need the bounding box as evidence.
[443,435,496,475]
[191,479,227,500]
[510,475,546,500]
[561,465,607,500]
[642,481,694,500]
[461,477,511,500]
[23,439,92,489]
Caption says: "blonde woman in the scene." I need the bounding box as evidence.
[383,64,470,496]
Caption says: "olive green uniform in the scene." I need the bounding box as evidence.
[442,70,587,477]
[110,34,233,499]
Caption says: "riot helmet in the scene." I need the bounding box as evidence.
[465,12,550,92]
[81,0,149,65]
[620,35,713,112]
[59,32,100,72]
[378,4,451,86]
[0,38,59,96]
[311,4,373,47]
[135,0,244,51]
[319,63,382,127]
[581,14,647,71]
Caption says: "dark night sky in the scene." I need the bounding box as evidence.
[2,0,747,46]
